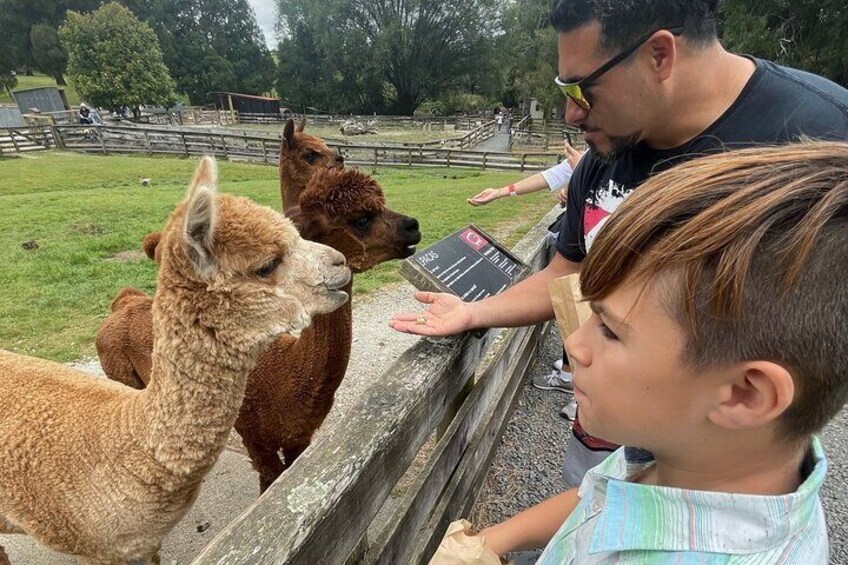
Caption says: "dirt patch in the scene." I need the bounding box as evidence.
[106,250,146,262]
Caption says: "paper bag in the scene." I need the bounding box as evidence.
[548,274,591,366]
[428,519,503,565]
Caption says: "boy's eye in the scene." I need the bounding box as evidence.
[255,258,281,278]
[598,318,619,341]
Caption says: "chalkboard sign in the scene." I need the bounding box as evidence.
[400,225,531,301]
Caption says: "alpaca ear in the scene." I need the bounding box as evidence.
[282,119,295,150]
[182,156,218,277]
[296,117,307,132]
[141,231,162,262]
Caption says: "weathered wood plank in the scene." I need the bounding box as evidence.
[192,208,558,565]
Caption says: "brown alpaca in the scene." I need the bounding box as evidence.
[0,156,351,564]
[97,168,421,492]
[279,118,344,211]
[237,167,421,491]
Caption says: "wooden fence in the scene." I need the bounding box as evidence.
[191,208,558,564]
[0,125,60,154]
[1,124,563,172]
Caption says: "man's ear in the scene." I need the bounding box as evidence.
[646,29,677,82]
[708,361,795,430]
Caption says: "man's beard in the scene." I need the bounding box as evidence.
[585,131,642,164]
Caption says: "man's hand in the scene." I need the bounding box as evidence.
[467,188,501,206]
[389,291,474,336]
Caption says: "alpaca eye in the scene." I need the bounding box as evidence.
[352,216,372,231]
[255,258,281,278]
[304,151,318,164]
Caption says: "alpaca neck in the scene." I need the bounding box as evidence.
[141,290,263,478]
[281,179,298,212]
[299,277,353,399]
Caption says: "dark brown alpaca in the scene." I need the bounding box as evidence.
[97,168,421,492]
[238,167,420,490]
[279,118,344,210]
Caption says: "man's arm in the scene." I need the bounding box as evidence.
[389,253,580,336]
[478,488,581,556]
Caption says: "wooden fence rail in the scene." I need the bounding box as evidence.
[1,124,564,172]
[191,208,558,564]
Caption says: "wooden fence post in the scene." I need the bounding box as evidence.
[51,125,65,150]
[520,153,526,172]
[99,127,107,154]
[181,133,188,156]
[446,150,451,168]
[144,131,151,155]
[407,147,412,167]
[482,152,487,171]
[262,140,268,163]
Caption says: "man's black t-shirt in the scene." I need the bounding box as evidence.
[556,57,848,262]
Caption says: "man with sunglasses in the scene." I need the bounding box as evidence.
[391,0,848,488]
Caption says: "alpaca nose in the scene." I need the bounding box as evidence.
[403,217,419,233]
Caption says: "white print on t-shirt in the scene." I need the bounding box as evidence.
[583,178,631,251]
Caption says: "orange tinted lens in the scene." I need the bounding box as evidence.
[564,85,590,111]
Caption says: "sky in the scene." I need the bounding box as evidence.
[246,0,277,49]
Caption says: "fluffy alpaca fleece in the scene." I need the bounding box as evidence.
[0,156,350,564]
[96,167,421,492]
[279,118,344,211]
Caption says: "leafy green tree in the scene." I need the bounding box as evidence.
[59,2,176,115]
[31,24,69,85]
[720,0,848,86]
[275,0,499,115]
[496,0,561,117]
[0,0,99,71]
[124,0,277,104]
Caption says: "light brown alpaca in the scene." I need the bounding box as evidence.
[0,157,351,564]
[97,168,421,492]
[279,118,344,210]
[96,119,336,389]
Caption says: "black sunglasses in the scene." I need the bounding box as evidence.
[555,26,684,111]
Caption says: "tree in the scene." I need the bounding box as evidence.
[720,0,848,87]
[31,24,69,85]
[275,0,500,115]
[0,0,99,71]
[123,0,277,105]
[59,2,176,115]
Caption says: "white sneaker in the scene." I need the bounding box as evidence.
[560,399,577,421]
[552,358,564,371]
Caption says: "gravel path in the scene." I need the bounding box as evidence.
[470,327,848,564]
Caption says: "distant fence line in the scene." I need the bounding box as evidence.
[0,123,564,172]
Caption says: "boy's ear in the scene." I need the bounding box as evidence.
[708,361,795,430]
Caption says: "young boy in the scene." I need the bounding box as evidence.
[464,142,848,563]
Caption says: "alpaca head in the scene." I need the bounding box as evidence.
[279,118,344,211]
[286,168,421,273]
[155,156,351,345]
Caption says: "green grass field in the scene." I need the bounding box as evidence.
[0,152,554,361]
[0,73,80,106]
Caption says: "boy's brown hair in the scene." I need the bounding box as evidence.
[581,141,848,438]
